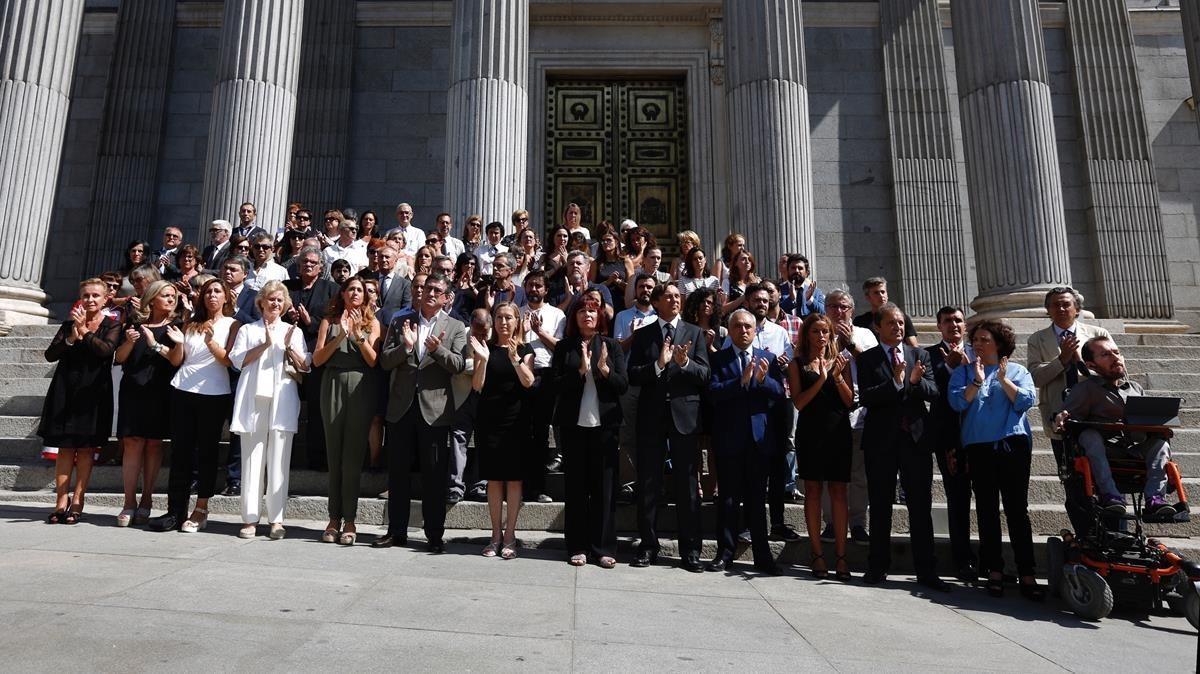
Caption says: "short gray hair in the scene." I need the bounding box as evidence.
[211,219,231,233]
[728,308,756,326]
[826,289,855,309]
[494,251,517,269]
[223,255,250,274]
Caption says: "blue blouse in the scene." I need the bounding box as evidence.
[948,361,1037,446]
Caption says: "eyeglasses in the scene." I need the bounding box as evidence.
[253,244,272,250]
[517,217,529,222]
[235,245,250,252]
[427,238,441,244]
[298,215,311,220]
[827,304,852,311]
[423,284,447,295]
[105,283,120,290]
[344,227,358,232]
[325,216,339,221]
[209,228,224,233]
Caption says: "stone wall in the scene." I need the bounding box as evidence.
[1134,29,1200,328]
[44,31,113,312]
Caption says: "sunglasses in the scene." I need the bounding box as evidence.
[298,215,311,220]
[253,244,272,250]
[235,246,250,251]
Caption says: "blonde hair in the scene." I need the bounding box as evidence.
[677,230,701,249]
[78,277,107,294]
[489,301,524,347]
[254,280,293,316]
[134,280,178,324]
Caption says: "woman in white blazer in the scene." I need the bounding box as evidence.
[228,280,310,540]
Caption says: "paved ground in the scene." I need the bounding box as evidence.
[0,501,1196,672]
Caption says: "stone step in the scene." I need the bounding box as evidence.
[914,333,1200,347]
[1029,448,1200,475]
[2,490,1195,539]
[0,348,56,363]
[0,363,55,378]
[5,325,61,338]
[0,337,56,348]
[1131,372,1200,392]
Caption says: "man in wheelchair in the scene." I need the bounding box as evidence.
[1054,336,1175,520]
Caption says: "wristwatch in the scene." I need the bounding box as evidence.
[972,378,984,386]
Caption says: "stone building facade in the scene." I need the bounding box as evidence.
[1,0,1198,327]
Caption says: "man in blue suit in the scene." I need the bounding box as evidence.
[706,309,786,575]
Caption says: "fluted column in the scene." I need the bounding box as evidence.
[84,0,176,275]
[1182,1,1200,128]
[288,0,355,211]
[952,0,1070,319]
[199,0,304,240]
[881,0,969,317]
[1066,0,1172,319]
[0,0,85,327]
[444,0,528,231]
[723,0,813,260]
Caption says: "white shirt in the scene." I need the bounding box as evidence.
[577,367,601,428]
[416,310,442,361]
[720,319,793,358]
[1053,323,1078,341]
[653,315,683,376]
[844,324,878,429]
[322,239,370,274]
[677,276,719,297]
[246,259,288,291]
[883,342,906,391]
[614,305,656,341]
[170,317,235,395]
[474,242,508,276]
[441,235,465,261]
[403,225,426,254]
[522,303,566,369]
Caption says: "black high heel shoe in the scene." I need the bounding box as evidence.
[834,554,853,582]
[810,553,828,579]
[985,575,1004,597]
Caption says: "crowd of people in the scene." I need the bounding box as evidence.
[39,199,1172,601]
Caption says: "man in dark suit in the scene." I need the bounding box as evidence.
[202,219,232,270]
[706,309,786,574]
[372,244,412,316]
[857,302,949,591]
[627,282,710,572]
[233,201,268,241]
[285,246,339,470]
[925,306,978,582]
[374,272,467,552]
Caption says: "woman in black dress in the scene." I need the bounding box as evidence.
[788,313,854,581]
[469,301,535,559]
[552,289,627,568]
[39,278,122,524]
[113,280,182,527]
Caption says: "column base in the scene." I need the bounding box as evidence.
[0,284,52,335]
[970,289,1097,325]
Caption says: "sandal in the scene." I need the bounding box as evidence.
[985,575,1004,598]
[181,508,209,534]
[834,555,853,582]
[116,508,135,527]
[568,553,587,566]
[321,528,338,544]
[47,510,65,525]
[810,552,828,579]
[63,511,82,525]
[501,539,518,560]
[238,525,257,539]
[483,540,501,557]
[338,531,357,546]
[597,556,617,569]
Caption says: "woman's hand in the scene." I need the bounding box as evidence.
[831,354,848,380]
[973,357,986,384]
[597,340,611,378]
[579,340,591,376]
[124,327,141,344]
[140,325,157,348]
[506,341,520,364]
[997,356,1009,382]
[164,324,185,344]
[470,335,489,362]
[202,321,216,344]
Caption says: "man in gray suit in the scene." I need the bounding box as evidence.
[373,244,412,316]
[374,273,466,552]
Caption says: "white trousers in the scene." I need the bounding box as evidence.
[239,396,294,524]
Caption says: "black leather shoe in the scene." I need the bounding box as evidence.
[954,563,979,583]
[737,529,753,545]
[148,513,179,532]
[536,493,553,504]
[861,570,888,585]
[917,576,954,593]
[545,456,563,473]
[369,532,403,549]
[770,524,801,543]
[428,541,445,554]
[446,492,462,505]
[1019,581,1046,602]
[631,549,657,568]
[221,482,240,497]
[680,553,704,573]
[706,556,731,572]
[754,561,783,576]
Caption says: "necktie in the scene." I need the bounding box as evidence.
[380,274,391,298]
[738,350,748,374]
[893,346,903,368]
[663,322,675,343]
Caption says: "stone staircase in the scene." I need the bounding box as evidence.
[2,323,1198,566]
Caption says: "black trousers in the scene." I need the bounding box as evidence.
[523,369,556,498]
[967,437,1036,577]
[934,445,975,568]
[301,364,327,470]
[864,436,936,577]
[767,401,793,527]
[563,424,618,558]
[167,389,230,519]
[715,444,772,565]
[637,410,702,557]
[386,404,451,544]
[225,370,241,484]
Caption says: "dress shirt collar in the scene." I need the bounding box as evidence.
[1053,323,1078,338]
[419,309,442,327]
[657,315,681,331]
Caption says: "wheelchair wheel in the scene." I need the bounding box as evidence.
[1045,537,1066,596]
[1061,566,1113,621]
[1188,591,1199,631]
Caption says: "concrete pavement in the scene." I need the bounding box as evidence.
[0,501,1196,672]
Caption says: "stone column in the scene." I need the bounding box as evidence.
[723,0,814,260]
[0,0,85,327]
[288,0,355,211]
[1182,0,1200,127]
[84,0,176,275]
[199,0,304,240]
[880,0,970,317]
[444,0,528,231]
[952,0,1071,319]
[1066,0,1172,319]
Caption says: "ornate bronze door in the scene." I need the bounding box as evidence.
[544,78,688,251]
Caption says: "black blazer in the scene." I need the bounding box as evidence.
[232,285,260,325]
[285,277,339,349]
[627,319,710,435]
[857,343,938,451]
[550,334,628,428]
[925,343,964,454]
